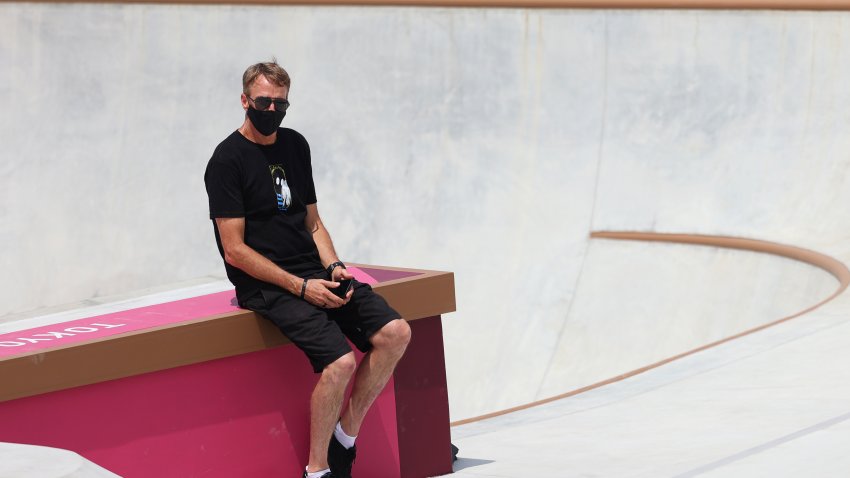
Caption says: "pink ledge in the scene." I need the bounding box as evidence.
[0,267,420,358]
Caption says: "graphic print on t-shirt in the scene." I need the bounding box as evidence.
[269,165,292,212]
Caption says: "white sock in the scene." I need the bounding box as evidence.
[305,467,330,478]
[334,420,357,449]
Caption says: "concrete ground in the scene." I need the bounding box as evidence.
[0,443,120,478]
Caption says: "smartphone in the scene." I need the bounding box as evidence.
[331,279,354,299]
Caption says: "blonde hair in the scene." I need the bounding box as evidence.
[242,59,291,94]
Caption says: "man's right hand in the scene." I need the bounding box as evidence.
[303,279,350,308]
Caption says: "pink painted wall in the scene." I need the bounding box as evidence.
[0,343,401,477]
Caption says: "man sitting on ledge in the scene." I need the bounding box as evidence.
[204,60,411,478]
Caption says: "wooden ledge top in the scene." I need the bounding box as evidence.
[0,265,455,403]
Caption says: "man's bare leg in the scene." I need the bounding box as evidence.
[307,352,357,473]
[340,319,412,436]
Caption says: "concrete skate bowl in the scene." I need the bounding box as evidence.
[8,1,850,427]
[452,231,850,425]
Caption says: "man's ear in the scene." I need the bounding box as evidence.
[240,93,249,111]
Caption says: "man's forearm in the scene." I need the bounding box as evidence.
[312,220,341,269]
[224,243,302,294]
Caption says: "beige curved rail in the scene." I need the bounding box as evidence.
[25,0,850,9]
[451,231,850,427]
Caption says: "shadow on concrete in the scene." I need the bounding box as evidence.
[453,457,495,471]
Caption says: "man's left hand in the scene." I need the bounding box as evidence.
[332,266,354,282]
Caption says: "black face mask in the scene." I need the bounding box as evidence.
[246,107,286,136]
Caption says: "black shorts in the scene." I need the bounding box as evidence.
[240,273,402,373]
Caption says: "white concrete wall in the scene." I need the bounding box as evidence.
[3,4,850,420]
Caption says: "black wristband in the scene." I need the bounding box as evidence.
[300,279,308,299]
[326,261,346,276]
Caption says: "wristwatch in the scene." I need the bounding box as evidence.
[327,261,346,276]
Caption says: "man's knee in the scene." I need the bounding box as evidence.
[372,319,411,351]
[323,352,356,382]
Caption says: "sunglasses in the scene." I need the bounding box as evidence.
[247,95,290,111]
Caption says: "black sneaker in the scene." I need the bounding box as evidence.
[302,471,333,478]
[327,434,356,478]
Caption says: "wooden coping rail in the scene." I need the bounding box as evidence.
[18,0,850,10]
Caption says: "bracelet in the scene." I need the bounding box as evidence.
[300,279,308,299]
[326,261,346,276]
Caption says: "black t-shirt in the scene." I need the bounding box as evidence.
[204,128,323,297]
